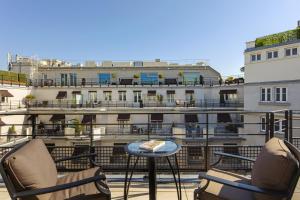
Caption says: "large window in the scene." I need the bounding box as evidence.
[167,91,175,103]
[61,74,68,86]
[118,91,126,101]
[69,73,77,86]
[183,72,200,84]
[140,73,158,85]
[103,91,112,101]
[88,91,97,103]
[251,53,261,62]
[267,51,278,59]
[260,88,272,102]
[133,91,142,103]
[285,48,298,56]
[261,117,284,133]
[275,87,287,102]
[98,73,111,84]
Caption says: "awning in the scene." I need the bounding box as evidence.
[72,91,81,94]
[165,78,177,85]
[119,79,133,85]
[82,115,96,123]
[0,90,13,97]
[151,113,163,121]
[219,89,237,95]
[167,90,175,94]
[56,91,67,99]
[0,118,5,126]
[112,144,126,155]
[185,114,198,123]
[217,113,232,123]
[27,115,38,121]
[117,114,130,121]
[185,90,194,94]
[147,90,156,96]
[50,114,65,122]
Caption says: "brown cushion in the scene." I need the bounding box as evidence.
[4,139,57,200]
[252,137,297,192]
[50,167,108,200]
[197,168,254,200]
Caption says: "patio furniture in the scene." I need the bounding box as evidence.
[0,139,111,200]
[124,140,182,200]
[194,137,300,200]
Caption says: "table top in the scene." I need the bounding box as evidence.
[124,140,181,158]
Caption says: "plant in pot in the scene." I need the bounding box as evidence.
[133,74,139,85]
[178,71,184,84]
[158,73,164,84]
[7,125,16,142]
[24,94,35,107]
[73,119,83,136]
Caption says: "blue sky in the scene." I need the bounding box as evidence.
[0,0,299,76]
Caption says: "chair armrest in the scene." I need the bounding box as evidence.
[54,153,97,163]
[214,152,256,162]
[198,173,287,197]
[13,174,108,198]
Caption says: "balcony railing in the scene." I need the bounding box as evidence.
[27,78,244,88]
[27,99,244,109]
[0,110,297,173]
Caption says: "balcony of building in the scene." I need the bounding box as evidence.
[0,110,299,199]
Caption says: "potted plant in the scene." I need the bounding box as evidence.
[133,74,140,85]
[7,125,16,142]
[178,71,184,84]
[73,119,83,136]
[24,94,35,107]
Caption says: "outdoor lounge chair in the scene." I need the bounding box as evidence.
[194,137,300,200]
[0,139,111,200]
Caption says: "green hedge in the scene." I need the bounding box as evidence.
[0,70,27,83]
[255,28,300,47]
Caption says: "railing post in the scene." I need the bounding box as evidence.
[31,114,36,139]
[269,112,274,139]
[205,113,209,171]
[89,119,94,168]
[147,114,150,140]
[289,110,293,143]
[265,113,270,142]
[284,110,289,141]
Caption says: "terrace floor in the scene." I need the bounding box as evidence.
[0,175,299,200]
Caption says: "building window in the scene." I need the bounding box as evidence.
[285,48,298,56]
[251,53,261,62]
[118,91,126,101]
[185,90,195,101]
[133,91,142,103]
[98,73,111,84]
[88,91,97,103]
[140,73,158,85]
[260,88,271,102]
[275,87,287,102]
[69,73,77,86]
[183,72,200,84]
[133,61,143,67]
[103,91,112,101]
[187,147,203,164]
[60,74,68,86]
[261,117,284,133]
[1,96,6,103]
[267,51,278,59]
[167,91,175,103]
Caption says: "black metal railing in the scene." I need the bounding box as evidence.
[27,99,244,109]
[0,110,296,173]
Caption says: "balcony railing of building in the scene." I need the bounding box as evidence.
[27,99,244,109]
[27,77,244,88]
[0,109,297,173]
